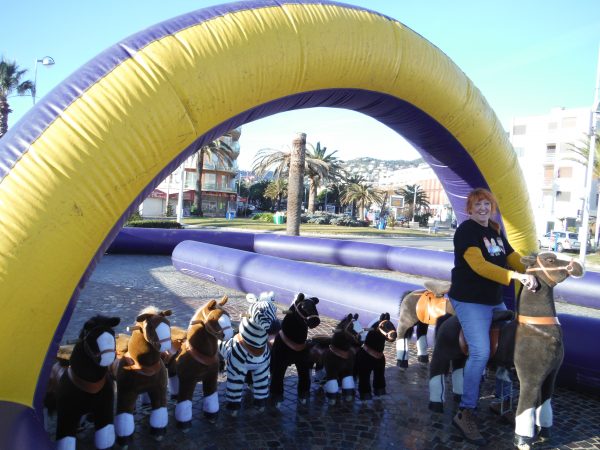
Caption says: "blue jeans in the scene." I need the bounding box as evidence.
[449,297,507,409]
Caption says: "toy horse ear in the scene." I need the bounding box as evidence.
[218,295,228,306]
[309,296,319,304]
[353,313,359,320]
[207,299,217,310]
[294,293,305,303]
[136,313,152,323]
[160,310,172,317]
[520,255,537,267]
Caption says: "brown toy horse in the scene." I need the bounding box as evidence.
[169,296,233,429]
[427,252,583,449]
[308,313,363,405]
[396,280,453,368]
[113,307,172,447]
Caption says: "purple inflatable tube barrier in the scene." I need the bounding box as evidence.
[109,227,600,309]
[171,239,600,394]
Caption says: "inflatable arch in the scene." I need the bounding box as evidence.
[0,1,535,445]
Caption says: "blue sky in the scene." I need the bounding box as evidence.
[3,0,599,169]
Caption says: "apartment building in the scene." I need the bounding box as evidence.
[509,107,597,235]
[140,128,242,217]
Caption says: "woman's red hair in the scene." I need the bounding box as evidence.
[466,188,500,232]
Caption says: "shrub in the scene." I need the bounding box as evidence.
[252,212,274,222]
[126,220,183,229]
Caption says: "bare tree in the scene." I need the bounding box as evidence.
[286,133,306,236]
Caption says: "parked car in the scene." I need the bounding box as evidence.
[538,231,582,253]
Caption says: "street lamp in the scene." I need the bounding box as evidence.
[33,56,55,105]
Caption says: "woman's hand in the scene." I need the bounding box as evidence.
[511,272,538,291]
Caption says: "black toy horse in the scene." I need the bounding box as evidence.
[270,293,321,407]
[113,307,172,447]
[48,315,120,450]
[396,280,453,368]
[308,313,362,405]
[427,252,583,449]
[356,313,397,400]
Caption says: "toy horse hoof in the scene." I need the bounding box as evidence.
[513,434,536,450]
[170,394,178,401]
[396,360,408,369]
[428,401,443,413]
[342,389,355,402]
[176,420,192,432]
[418,355,429,363]
[204,411,218,424]
[254,399,266,412]
[374,388,386,396]
[536,426,551,441]
[150,426,167,441]
[298,397,307,405]
[326,394,337,406]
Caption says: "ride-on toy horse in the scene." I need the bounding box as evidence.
[47,315,120,450]
[218,291,280,415]
[308,313,362,405]
[396,280,453,368]
[270,293,321,407]
[355,313,397,400]
[427,252,583,449]
[168,296,233,429]
[113,307,172,447]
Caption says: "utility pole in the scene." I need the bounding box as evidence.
[580,44,600,263]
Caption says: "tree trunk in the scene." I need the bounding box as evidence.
[194,148,205,217]
[308,177,318,213]
[286,133,306,236]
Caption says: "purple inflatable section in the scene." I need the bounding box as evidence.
[172,240,421,326]
[109,227,600,309]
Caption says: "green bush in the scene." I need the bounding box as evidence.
[126,220,183,229]
[252,212,274,222]
[330,215,369,227]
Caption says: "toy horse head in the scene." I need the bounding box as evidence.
[335,313,362,345]
[283,293,321,329]
[365,313,397,343]
[188,295,233,342]
[128,307,172,353]
[522,252,584,287]
[79,315,121,367]
[246,291,280,335]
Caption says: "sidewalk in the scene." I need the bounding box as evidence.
[46,254,600,449]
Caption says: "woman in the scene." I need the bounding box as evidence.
[448,188,537,446]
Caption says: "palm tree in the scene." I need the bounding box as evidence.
[286,133,306,236]
[395,184,430,220]
[305,142,345,213]
[264,178,288,212]
[341,174,367,217]
[252,140,344,214]
[0,58,34,138]
[340,180,384,220]
[564,132,600,177]
[192,137,236,217]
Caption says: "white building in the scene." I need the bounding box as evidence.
[509,107,597,236]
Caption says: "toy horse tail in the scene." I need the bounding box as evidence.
[434,314,453,338]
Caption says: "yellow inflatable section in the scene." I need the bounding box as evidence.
[0,1,534,411]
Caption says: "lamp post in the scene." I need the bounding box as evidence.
[32,56,55,105]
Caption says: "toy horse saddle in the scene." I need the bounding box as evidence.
[416,290,450,326]
[459,310,514,357]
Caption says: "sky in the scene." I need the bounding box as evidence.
[2,1,599,169]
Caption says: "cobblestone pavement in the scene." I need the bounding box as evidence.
[46,255,600,449]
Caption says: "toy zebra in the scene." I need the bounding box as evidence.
[218,291,280,415]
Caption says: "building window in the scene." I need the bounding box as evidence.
[546,144,556,157]
[513,124,527,135]
[561,117,577,128]
[556,191,571,202]
[557,167,573,178]
[543,166,554,185]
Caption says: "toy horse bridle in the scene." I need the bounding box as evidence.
[525,255,578,287]
[336,318,360,344]
[189,309,232,340]
[82,326,115,365]
[293,297,319,324]
[129,318,171,352]
[369,320,396,341]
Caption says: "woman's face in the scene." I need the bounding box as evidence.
[469,198,492,226]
